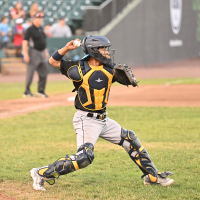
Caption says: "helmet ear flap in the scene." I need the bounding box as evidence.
[82,37,88,54]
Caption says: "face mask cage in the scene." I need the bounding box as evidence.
[90,46,115,65]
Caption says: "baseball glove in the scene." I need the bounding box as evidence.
[113,64,138,87]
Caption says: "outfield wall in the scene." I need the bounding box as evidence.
[101,0,200,66]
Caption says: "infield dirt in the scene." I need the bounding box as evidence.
[0,58,200,119]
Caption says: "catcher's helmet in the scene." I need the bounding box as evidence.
[82,35,115,65]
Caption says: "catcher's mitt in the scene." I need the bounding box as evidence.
[113,64,138,87]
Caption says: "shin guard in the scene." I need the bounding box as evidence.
[119,128,158,182]
[38,143,94,185]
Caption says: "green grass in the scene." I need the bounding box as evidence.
[0,77,200,100]
[0,106,200,199]
[0,80,74,100]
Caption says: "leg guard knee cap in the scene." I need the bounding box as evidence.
[120,128,142,149]
[40,143,95,180]
[77,142,94,164]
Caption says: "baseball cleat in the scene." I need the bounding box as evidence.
[23,92,36,98]
[30,168,46,191]
[144,174,174,186]
[37,92,48,98]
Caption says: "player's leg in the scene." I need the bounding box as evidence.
[24,49,40,96]
[30,142,94,191]
[100,118,174,186]
[119,128,174,186]
[30,110,104,191]
[36,61,48,96]
[73,109,105,149]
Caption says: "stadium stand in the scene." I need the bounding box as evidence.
[0,0,106,74]
[0,0,106,30]
[0,0,131,75]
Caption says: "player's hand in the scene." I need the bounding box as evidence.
[44,49,50,59]
[65,38,82,50]
[24,54,30,63]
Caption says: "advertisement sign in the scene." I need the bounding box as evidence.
[170,0,182,35]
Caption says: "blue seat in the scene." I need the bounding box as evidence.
[78,0,93,6]
[46,11,53,17]
[0,0,4,7]
[56,11,68,19]
[43,17,55,25]
[64,17,73,26]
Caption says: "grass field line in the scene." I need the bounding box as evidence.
[6,141,198,153]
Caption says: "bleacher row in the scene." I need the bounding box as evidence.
[0,0,105,30]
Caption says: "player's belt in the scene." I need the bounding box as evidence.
[87,113,107,120]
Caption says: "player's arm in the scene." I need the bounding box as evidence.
[23,28,31,64]
[49,38,81,69]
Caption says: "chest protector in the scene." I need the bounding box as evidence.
[67,60,114,111]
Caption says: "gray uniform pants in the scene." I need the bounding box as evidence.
[73,109,131,153]
[25,48,48,93]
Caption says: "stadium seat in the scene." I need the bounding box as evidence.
[0,0,107,36]
[38,5,45,11]
[0,0,4,7]
[78,0,93,6]
[70,7,84,20]
[60,5,73,12]
[41,0,48,6]
[46,11,53,17]
[12,0,18,6]
[22,5,30,12]
[56,11,68,19]
[51,5,59,12]
[64,17,73,26]
[55,0,62,6]
[26,0,33,6]
[63,0,76,6]
[43,17,55,25]
[3,11,10,18]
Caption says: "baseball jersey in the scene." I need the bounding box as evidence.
[60,57,120,113]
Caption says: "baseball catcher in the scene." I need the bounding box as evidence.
[30,35,174,191]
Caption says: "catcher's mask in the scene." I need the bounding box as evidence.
[82,35,115,65]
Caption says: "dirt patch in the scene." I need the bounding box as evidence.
[109,84,200,107]
[0,84,199,119]
[0,192,16,200]
[0,57,200,119]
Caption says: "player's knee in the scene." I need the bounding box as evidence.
[76,142,95,168]
[119,128,142,150]
[41,143,94,179]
